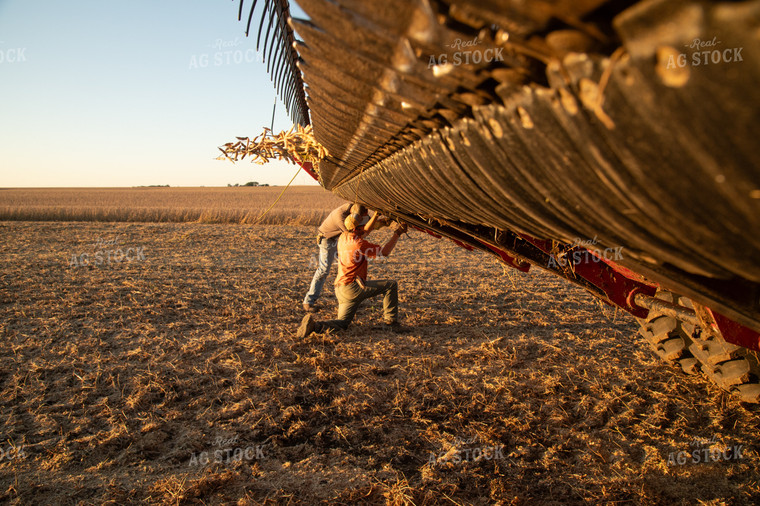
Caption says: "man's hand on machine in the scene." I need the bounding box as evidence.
[375,215,392,228]
[391,221,408,235]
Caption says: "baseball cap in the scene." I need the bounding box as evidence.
[350,203,367,216]
[344,213,370,231]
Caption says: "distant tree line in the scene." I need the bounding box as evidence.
[228,182,270,187]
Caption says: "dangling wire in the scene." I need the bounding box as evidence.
[270,96,277,133]
[252,163,303,224]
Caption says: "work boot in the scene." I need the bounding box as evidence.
[297,313,317,338]
[303,303,319,313]
[383,321,408,334]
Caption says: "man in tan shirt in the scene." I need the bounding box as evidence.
[303,203,367,312]
[297,212,407,337]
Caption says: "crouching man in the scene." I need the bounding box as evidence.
[297,211,407,337]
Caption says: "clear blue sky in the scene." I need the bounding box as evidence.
[0,0,316,187]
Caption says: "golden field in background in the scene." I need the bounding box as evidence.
[0,186,345,225]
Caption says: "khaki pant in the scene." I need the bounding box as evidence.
[318,279,398,331]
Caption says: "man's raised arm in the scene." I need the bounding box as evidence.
[381,222,407,257]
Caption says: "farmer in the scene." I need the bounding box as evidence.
[303,203,384,312]
[303,202,364,312]
[297,212,407,337]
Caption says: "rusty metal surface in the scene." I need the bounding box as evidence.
[634,293,700,326]
[305,0,760,329]
[239,0,760,331]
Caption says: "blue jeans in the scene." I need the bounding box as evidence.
[303,236,338,306]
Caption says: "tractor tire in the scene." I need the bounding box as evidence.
[678,297,760,403]
[637,290,760,403]
[636,291,700,376]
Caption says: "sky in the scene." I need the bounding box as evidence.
[0,0,316,187]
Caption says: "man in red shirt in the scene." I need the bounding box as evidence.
[303,202,360,313]
[297,212,407,337]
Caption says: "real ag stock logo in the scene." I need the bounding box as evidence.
[667,435,745,466]
[69,236,146,269]
[663,37,743,69]
[187,435,266,467]
[427,36,505,76]
[656,36,745,88]
[0,444,26,462]
[427,435,505,467]
[0,41,27,64]
[547,235,624,268]
[188,37,263,70]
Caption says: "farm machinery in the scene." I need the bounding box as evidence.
[232,0,760,402]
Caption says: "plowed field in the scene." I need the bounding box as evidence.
[1,219,758,504]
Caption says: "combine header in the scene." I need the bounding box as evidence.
[232,0,760,402]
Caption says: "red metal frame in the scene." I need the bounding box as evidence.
[297,161,319,181]
[475,240,531,273]
[412,225,477,252]
[513,234,657,318]
[711,310,760,352]
[347,204,757,353]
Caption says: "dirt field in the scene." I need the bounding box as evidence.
[1,220,759,505]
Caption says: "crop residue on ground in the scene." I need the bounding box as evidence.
[1,219,759,504]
